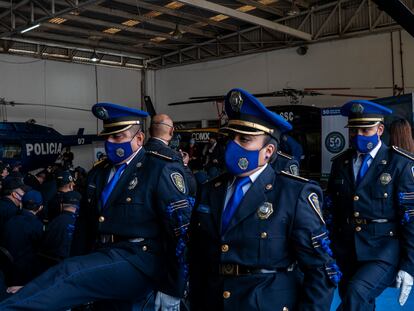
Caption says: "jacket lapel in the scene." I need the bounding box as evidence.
[358,143,389,189]
[103,149,145,209]
[225,165,275,234]
[209,174,230,234]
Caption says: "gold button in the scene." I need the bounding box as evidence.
[265,184,273,190]
[354,211,360,217]
[283,308,289,311]
[260,232,268,239]
[355,226,361,232]
[221,244,229,253]
[223,291,231,299]
[214,182,222,187]
[390,231,394,236]
[384,193,388,198]
[142,245,148,251]
[136,162,142,168]
[98,216,105,223]
[353,196,359,201]
[126,197,132,203]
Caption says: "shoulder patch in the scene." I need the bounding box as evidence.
[330,149,352,162]
[280,170,309,182]
[277,151,293,160]
[171,172,186,193]
[146,150,174,161]
[307,193,325,224]
[392,146,414,161]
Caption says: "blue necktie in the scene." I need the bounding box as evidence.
[356,154,371,185]
[221,176,250,234]
[101,163,127,207]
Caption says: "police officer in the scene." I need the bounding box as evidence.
[189,89,339,311]
[0,177,29,229]
[40,191,81,262]
[1,190,44,286]
[145,113,197,197]
[0,103,192,310]
[326,100,414,310]
[47,170,75,221]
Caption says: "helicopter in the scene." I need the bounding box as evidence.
[0,98,102,171]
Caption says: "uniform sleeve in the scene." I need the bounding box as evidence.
[155,162,194,297]
[397,161,414,276]
[291,182,339,311]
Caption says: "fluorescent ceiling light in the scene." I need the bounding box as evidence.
[20,23,41,34]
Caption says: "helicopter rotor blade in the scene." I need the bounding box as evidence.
[0,101,90,112]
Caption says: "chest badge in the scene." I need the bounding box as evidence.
[379,173,392,185]
[128,177,138,190]
[257,202,273,220]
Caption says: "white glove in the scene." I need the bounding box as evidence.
[154,291,180,311]
[396,270,413,306]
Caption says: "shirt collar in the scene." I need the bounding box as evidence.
[248,163,268,183]
[125,146,142,166]
[152,137,169,145]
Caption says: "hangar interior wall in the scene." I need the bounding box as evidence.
[0,54,142,170]
[150,30,414,123]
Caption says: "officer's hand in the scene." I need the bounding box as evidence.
[154,291,180,311]
[396,270,413,306]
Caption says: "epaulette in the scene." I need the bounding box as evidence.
[392,146,414,161]
[330,149,352,162]
[277,151,293,160]
[146,150,174,161]
[280,170,309,182]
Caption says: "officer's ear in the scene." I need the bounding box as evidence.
[377,123,385,136]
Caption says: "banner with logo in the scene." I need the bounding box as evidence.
[321,108,348,178]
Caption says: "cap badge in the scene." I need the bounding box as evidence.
[351,103,364,114]
[379,173,392,185]
[257,202,273,220]
[230,91,243,112]
[116,148,125,157]
[95,107,109,120]
[238,157,249,170]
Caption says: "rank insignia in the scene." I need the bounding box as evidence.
[238,157,249,170]
[128,177,138,190]
[171,172,186,194]
[257,202,273,220]
[307,193,325,224]
[379,173,392,185]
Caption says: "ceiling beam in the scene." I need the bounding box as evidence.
[20,31,156,57]
[236,0,283,16]
[41,23,176,51]
[178,0,311,40]
[86,4,216,38]
[114,0,238,32]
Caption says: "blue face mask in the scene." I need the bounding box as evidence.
[225,140,263,176]
[105,138,135,164]
[352,132,379,153]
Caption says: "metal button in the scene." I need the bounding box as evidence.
[390,231,394,236]
[98,216,105,223]
[142,245,148,251]
[223,291,231,299]
[354,211,360,217]
[221,244,229,253]
[214,182,222,187]
[355,226,361,232]
[384,193,388,198]
[353,195,359,201]
[265,184,273,190]
[126,197,132,203]
[283,308,289,311]
[260,232,268,239]
[136,162,142,168]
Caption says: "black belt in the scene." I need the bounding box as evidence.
[346,218,390,225]
[99,234,145,244]
[217,263,293,276]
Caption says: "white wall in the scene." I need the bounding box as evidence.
[0,55,141,170]
[151,30,414,123]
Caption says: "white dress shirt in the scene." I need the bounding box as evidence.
[352,140,382,181]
